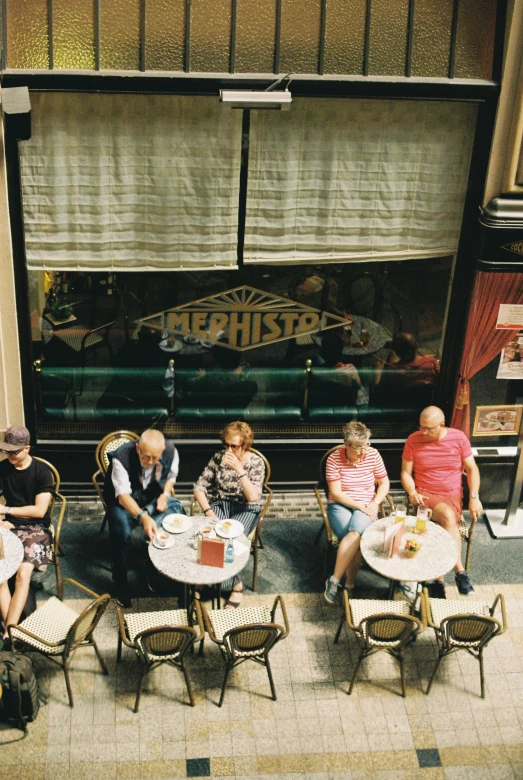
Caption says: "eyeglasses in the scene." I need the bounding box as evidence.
[223,441,242,451]
[137,446,160,463]
[348,443,370,452]
[419,421,444,432]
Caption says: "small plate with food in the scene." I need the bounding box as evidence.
[163,514,192,534]
[215,519,245,539]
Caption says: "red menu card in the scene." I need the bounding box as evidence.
[198,537,225,568]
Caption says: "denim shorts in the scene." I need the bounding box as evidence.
[327,503,373,540]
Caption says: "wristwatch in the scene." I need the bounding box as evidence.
[4,507,12,516]
[470,492,479,499]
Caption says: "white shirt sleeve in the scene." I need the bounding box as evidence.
[111,458,132,498]
[167,448,179,482]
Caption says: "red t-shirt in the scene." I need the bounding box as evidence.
[326,446,387,504]
[402,428,472,496]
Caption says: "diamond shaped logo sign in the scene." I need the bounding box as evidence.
[136,285,350,352]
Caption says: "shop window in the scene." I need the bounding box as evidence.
[30,258,451,434]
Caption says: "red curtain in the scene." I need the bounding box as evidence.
[451,271,523,437]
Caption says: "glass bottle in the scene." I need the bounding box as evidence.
[225,539,235,564]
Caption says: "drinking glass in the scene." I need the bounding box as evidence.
[394,503,406,523]
[415,505,432,534]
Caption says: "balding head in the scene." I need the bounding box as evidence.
[137,429,166,465]
[419,406,446,438]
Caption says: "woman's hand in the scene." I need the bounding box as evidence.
[222,450,244,474]
[364,500,379,520]
[0,519,14,530]
[205,509,219,521]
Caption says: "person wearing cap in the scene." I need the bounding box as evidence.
[0,426,54,646]
[104,429,183,608]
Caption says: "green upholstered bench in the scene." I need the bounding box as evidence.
[35,365,171,422]
[173,367,308,421]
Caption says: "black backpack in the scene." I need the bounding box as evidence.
[0,651,40,733]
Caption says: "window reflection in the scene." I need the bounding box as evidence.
[30,259,450,428]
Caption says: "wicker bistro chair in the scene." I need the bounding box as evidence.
[422,589,507,699]
[8,579,110,707]
[334,591,425,697]
[116,602,204,711]
[33,456,67,590]
[200,595,289,707]
[190,447,273,591]
[314,445,395,574]
[92,430,139,534]
[405,489,477,572]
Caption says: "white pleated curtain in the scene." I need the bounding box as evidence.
[244,98,478,265]
[20,93,242,271]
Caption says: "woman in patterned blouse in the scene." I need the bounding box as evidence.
[194,421,265,607]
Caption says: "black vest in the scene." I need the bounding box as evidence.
[104,440,176,507]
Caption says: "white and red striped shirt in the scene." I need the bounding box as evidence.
[326,446,387,504]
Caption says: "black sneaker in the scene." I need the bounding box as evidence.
[115,589,132,609]
[455,571,475,596]
[428,581,446,599]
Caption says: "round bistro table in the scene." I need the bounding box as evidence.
[0,527,24,584]
[149,515,251,608]
[360,516,458,598]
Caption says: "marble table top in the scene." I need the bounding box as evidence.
[0,527,24,584]
[360,516,458,583]
[149,515,250,586]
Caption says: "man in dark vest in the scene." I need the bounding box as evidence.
[105,429,184,607]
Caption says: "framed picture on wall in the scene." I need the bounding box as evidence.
[473,405,522,436]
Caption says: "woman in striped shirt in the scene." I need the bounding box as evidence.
[324,421,390,604]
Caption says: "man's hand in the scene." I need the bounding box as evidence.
[364,500,379,520]
[408,491,424,506]
[0,519,14,530]
[142,515,157,541]
[156,493,169,513]
[468,497,483,522]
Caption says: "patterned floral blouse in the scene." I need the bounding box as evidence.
[194,450,265,506]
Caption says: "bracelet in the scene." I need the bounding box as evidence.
[238,472,248,478]
[204,508,212,515]
[136,509,147,522]
[162,492,170,498]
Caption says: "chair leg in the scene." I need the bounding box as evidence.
[117,633,123,663]
[58,542,65,556]
[258,530,264,550]
[134,668,147,713]
[334,614,345,644]
[252,545,258,592]
[63,661,75,707]
[265,656,277,701]
[218,662,233,708]
[314,523,325,546]
[465,538,471,573]
[181,659,195,706]
[91,638,109,675]
[426,654,444,695]
[348,652,365,695]
[478,650,485,699]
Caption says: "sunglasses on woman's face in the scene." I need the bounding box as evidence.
[223,441,241,451]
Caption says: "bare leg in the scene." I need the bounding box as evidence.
[333,530,363,586]
[0,581,11,625]
[431,502,465,579]
[3,562,33,637]
[225,579,244,608]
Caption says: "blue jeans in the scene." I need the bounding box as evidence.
[327,503,372,540]
[109,496,184,590]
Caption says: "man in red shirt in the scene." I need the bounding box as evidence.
[401,406,482,597]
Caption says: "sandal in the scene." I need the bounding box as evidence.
[224,583,245,609]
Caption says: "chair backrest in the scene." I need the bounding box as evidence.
[249,447,271,492]
[346,272,380,320]
[363,613,420,649]
[317,445,342,500]
[32,455,59,493]
[81,320,116,353]
[95,430,139,474]
[32,456,66,580]
[66,593,111,653]
[441,614,501,650]
[225,624,283,657]
[136,625,196,662]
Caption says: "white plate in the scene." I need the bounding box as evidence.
[152,534,176,550]
[486,410,517,422]
[216,519,245,539]
[163,514,192,534]
[478,419,502,431]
